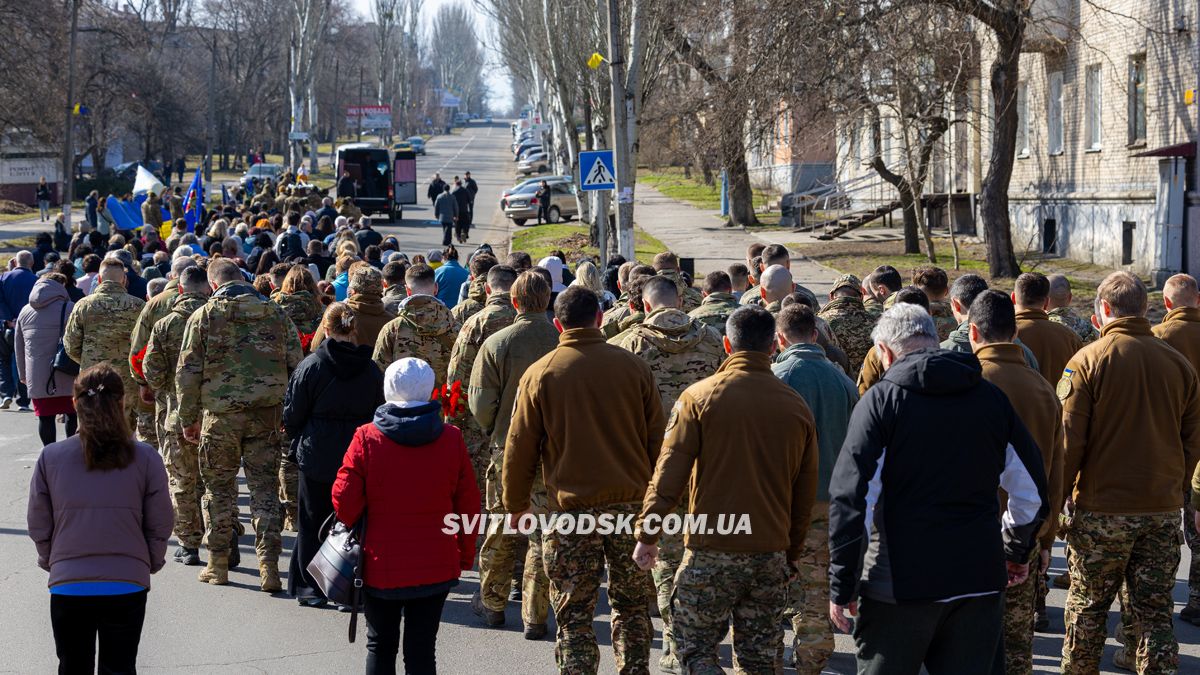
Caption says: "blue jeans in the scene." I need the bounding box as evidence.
[38,200,49,221]
[0,334,29,406]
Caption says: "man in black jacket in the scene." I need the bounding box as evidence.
[828,303,1049,674]
[427,173,447,205]
[451,178,473,243]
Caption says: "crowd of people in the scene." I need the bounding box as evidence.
[18,197,1200,674]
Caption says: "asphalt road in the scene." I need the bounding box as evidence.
[2,125,1200,673]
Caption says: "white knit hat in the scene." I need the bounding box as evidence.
[383,358,435,407]
[538,256,566,292]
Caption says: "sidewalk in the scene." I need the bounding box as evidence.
[633,185,840,297]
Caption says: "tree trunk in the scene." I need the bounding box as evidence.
[897,185,920,254]
[724,135,758,227]
[980,22,1023,277]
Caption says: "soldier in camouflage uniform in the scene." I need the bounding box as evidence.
[1046,273,1099,344]
[142,267,211,567]
[613,275,724,673]
[64,259,146,432]
[130,256,198,450]
[271,265,325,532]
[1059,272,1200,673]
[451,253,497,325]
[468,271,559,638]
[652,252,703,312]
[601,264,653,338]
[177,259,303,591]
[818,274,876,375]
[446,265,518,499]
[381,260,409,315]
[605,271,656,343]
[911,266,957,341]
[688,271,740,337]
[373,264,460,384]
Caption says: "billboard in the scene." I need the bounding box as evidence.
[346,105,392,131]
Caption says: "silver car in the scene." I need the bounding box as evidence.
[502,180,578,226]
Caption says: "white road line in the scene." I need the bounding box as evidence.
[438,133,476,174]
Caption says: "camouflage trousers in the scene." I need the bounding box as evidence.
[1062,509,1181,674]
[136,410,157,448]
[198,407,283,564]
[162,427,208,548]
[1002,545,1040,675]
[278,431,298,530]
[1186,492,1200,603]
[652,524,684,664]
[464,422,490,506]
[478,448,550,621]
[783,504,833,675]
[543,502,653,675]
[673,548,789,675]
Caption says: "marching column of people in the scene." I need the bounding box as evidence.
[22,207,1200,675]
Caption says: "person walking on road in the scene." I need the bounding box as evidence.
[36,177,51,222]
[452,178,472,243]
[828,304,1049,674]
[434,185,458,247]
[0,251,39,411]
[427,173,447,205]
[503,286,665,674]
[333,357,480,675]
[27,364,174,675]
[14,275,78,446]
[1058,272,1200,673]
[285,302,384,607]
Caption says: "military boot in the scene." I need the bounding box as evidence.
[1180,598,1200,625]
[259,561,282,593]
[198,553,229,585]
[228,530,241,569]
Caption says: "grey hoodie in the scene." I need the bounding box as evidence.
[15,278,75,399]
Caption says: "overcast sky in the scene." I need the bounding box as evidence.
[347,0,513,111]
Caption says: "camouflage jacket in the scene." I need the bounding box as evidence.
[64,280,145,384]
[612,307,725,415]
[373,294,461,387]
[176,281,303,426]
[862,296,884,318]
[929,299,958,341]
[606,311,646,345]
[382,285,407,315]
[468,311,561,448]
[130,278,179,386]
[657,270,703,312]
[688,292,739,336]
[1049,306,1099,344]
[275,290,324,336]
[818,295,876,375]
[601,296,633,339]
[451,276,488,325]
[142,292,207,428]
[447,292,517,430]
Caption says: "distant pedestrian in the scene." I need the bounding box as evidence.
[829,304,1048,674]
[27,364,173,675]
[534,181,551,225]
[452,178,472,243]
[84,190,99,233]
[333,358,479,674]
[434,185,458,247]
[427,173,447,205]
[0,250,38,411]
[36,176,51,222]
[337,169,356,199]
[285,303,384,608]
[175,157,185,184]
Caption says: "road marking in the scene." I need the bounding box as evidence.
[438,133,476,174]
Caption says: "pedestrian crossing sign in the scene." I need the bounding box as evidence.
[579,150,616,191]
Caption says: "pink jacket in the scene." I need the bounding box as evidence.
[27,437,173,588]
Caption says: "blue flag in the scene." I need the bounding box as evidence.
[221,184,231,206]
[182,167,203,232]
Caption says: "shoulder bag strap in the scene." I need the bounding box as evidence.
[46,301,68,395]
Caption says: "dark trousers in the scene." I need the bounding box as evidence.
[853,593,1002,675]
[288,473,334,599]
[50,590,148,675]
[38,413,77,447]
[440,222,453,247]
[455,211,471,240]
[536,204,550,225]
[364,591,449,675]
[0,336,28,405]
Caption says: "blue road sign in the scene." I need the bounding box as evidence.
[579,150,616,191]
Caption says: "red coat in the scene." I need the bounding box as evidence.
[332,420,479,590]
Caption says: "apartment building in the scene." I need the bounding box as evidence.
[747,103,836,194]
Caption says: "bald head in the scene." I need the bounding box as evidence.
[1046,274,1073,309]
[1165,273,1200,310]
[760,265,793,304]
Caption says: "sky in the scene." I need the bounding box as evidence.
[347,0,514,111]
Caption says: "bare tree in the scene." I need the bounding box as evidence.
[288,0,333,170]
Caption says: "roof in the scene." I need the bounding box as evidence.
[1132,142,1196,158]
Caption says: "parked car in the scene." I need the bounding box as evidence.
[517,152,550,176]
[500,175,571,211]
[406,136,427,155]
[502,179,578,226]
[514,142,541,159]
[485,115,494,124]
[391,141,413,153]
[239,163,283,190]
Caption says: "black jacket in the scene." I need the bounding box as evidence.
[828,348,1048,605]
[336,176,356,198]
[355,227,382,250]
[427,179,447,204]
[284,339,385,483]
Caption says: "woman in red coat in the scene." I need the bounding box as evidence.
[332,357,480,675]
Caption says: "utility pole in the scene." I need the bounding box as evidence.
[606,0,634,259]
[61,0,80,228]
[205,31,215,185]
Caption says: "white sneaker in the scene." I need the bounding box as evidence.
[17,404,32,412]
[0,398,12,410]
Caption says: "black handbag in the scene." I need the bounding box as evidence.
[52,302,79,378]
[307,513,366,642]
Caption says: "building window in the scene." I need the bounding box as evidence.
[1085,64,1102,150]
[1017,82,1030,157]
[1122,221,1136,264]
[1047,71,1064,155]
[1042,218,1058,255]
[1128,55,1147,145]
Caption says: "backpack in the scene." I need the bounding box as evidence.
[279,231,304,261]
